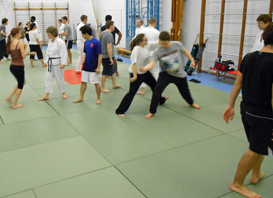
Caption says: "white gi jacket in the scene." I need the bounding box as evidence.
[251,31,264,52]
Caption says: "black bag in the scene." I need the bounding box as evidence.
[214,59,235,72]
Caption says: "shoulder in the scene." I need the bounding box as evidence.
[56,37,65,45]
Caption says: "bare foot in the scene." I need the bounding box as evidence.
[118,114,126,117]
[31,65,36,68]
[230,183,262,198]
[42,64,47,67]
[0,60,5,63]
[137,91,145,95]
[96,99,102,105]
[73,98,83,103]
[251,172,264,184]
[38,96,49,101]
[62,94,68,99]
[116,72,119,76]
[101,89,111,93]
[6,58,11,61]
[12,104,23,109]
[113,85,121,89]
[145,113,155,120]
[5,97,12,102]
[191,104,201,109]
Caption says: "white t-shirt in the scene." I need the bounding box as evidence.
[139,27,160,42]
[128,41,159,74]
[135,25,145,36]
[251,31,264,52]
[76,22,86,45]
[58,23,65,34]
[34,22,42,41]
[29,29,39,45]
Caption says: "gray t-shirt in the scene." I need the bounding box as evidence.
[64,24,72,40]
[99,31,115,59]
[152,41,187,78]
[0,25,6,41]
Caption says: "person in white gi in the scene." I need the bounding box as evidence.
[39,26,68,101]
[58,19,65,41]
[137,18,160,95]
[134,19,145,38]
[75,15,88,73]
[251,14,272,52]
[30,16,42,60]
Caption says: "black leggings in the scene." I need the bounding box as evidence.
[10,65,25,89]
[115,71,166,114]
[149,71,194,114]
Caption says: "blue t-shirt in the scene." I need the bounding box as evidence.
[83,38,102,72]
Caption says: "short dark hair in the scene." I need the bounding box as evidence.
[81,15,87,22]
[58,19,62,23]
[31,16,36,21]
[159,31,171,41]
[105,15,112,22]
[149,18,157,25]
[62,16,68,21]
[257,14,272,23]
[80,25,92,36]
[46,26,58,37]
[263,22,273,46]
[105,20,114,29]
[18,22,22,26]
[2,18,8,24]
[30,23,36,30]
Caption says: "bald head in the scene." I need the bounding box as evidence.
[136,20,143,28]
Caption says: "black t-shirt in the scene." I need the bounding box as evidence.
[25,27,30,41]
[240,51,273,107]
[100,25,120,44]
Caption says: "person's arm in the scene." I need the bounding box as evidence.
[1,30,7,37]
[96,54,102,74]
[107,43,113,65]
[223,71,243,123]
[60,31,68,36]
[183,49,195,68]
[139,61,156,72]
[115,32,122,45]
[130,63,138,82]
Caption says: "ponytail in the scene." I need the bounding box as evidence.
[130,33,145,51]
[6,28,20,54]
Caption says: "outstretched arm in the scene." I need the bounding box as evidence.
[183,49,195,68]
[139,61,156,72]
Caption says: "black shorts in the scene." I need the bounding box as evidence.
[241,102,273,155]
[29,45,43,59]
[10,65,25,89]
[102,58,115,76]
[65,40,73,49]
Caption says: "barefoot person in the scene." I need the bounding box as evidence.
[59,16,73,65]
[140,31,200,119]
[116,34,168,116]
[5,28,35,109]
[223,23,273,198]
[73,25,102,105]
[39,26,68,101]
[29,23,46,68]
[99,20,120,92]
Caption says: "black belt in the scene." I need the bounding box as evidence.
[48,57,61,72]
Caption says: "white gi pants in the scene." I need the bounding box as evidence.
[140,62,159,88]
[45,65,66,93]
[76,40,84,72]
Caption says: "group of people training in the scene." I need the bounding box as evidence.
[2,11,273,197]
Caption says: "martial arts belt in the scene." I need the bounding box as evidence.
[48,57,61,72]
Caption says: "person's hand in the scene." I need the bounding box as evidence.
[40,45,42,49]
[60,65,65,69]
[110,58,113,65]
[95,68,100,74]
[130,76,137,83]
[139,67,146,72]
[223,106,235,123]
[190,60,196,68]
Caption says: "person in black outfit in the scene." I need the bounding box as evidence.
[223,22,273,198]
[24,22,30,42]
